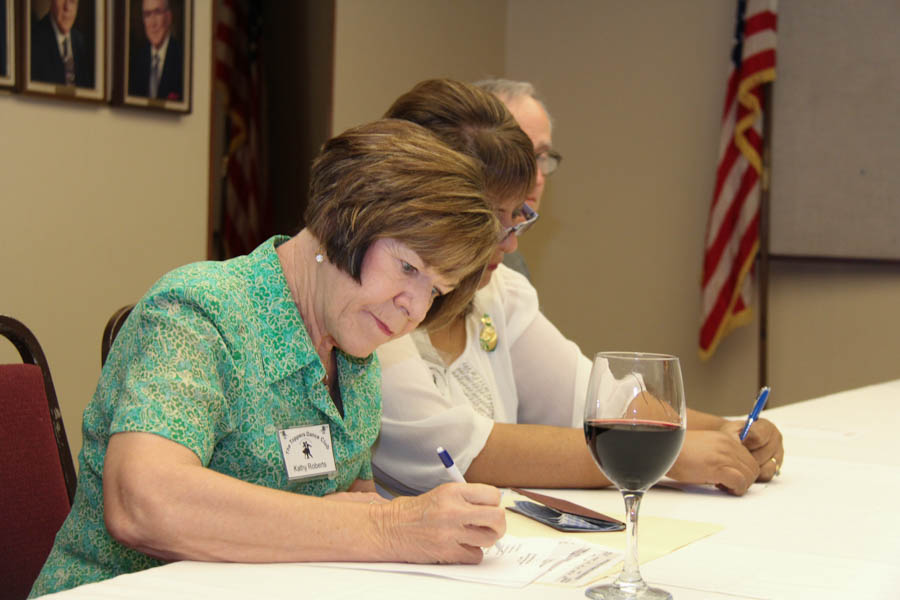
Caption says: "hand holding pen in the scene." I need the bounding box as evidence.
[740,386,770,441]
[737,386,784,480]
[437,447,506,551]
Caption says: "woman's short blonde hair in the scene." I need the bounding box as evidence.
[304,119,500,329]
[385,78,536,207]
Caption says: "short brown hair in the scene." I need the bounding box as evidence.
[385,78,536,206]
[304,119,500,328]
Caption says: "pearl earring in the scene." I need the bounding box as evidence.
[315,253,324,264]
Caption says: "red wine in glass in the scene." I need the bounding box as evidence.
[583,352,686,600]
[584,419,684,491]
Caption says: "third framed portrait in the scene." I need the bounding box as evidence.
[114,0,192,113]
[22,0,107,101]
[1,0,15,90]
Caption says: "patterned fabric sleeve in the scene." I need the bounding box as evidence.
[108,293,232,465]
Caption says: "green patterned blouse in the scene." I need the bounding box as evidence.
[30,236,382,597]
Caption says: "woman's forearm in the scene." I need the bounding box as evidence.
[464,423,613,488]
[686,407,728,430]
[103,432,391,563]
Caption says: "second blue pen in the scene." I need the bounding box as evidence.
[739,386,770,441]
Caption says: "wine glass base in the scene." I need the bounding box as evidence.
[585,581,673,600]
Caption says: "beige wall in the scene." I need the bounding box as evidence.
[1,3,213,462]
[332,0,507,132]
[768,260,900,403]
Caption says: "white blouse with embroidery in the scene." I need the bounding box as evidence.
[373,264,592,494]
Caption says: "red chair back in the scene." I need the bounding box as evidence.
[0,316,76,600]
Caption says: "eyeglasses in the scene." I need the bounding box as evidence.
[500,203,539,241]
[536,150,562,176]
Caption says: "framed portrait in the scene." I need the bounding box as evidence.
[22,0,106,100]
[1,0,16,89]
[114,0,192,113]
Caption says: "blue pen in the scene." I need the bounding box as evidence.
[436,446,466,482]
[436,446,505,551]
[739,386,770,441]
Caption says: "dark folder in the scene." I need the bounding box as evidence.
[506,488,625,533]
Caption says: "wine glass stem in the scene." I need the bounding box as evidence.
[618,490,645,588]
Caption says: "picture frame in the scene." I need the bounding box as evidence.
[113,0,191,113]
[21,0,106,101]
[1,0,15,89]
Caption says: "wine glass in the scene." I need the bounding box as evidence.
[583,352,686,600]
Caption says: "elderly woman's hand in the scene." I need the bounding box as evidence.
[378,482,506,564]
[736,417,784,482]
[666,429,760,495]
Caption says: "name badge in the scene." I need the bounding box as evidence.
[278,424,337,481]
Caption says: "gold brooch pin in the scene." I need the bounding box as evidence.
[479,313,497,352]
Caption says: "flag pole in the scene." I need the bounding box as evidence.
[758,81,773,389]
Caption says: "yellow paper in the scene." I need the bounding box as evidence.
[503,491,722,581]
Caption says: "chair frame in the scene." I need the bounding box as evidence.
[1,315,78,504]
[101,305,135,366]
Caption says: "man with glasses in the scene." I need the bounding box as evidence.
[476,79,561,280]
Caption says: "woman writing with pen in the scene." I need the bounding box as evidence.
[29,118,520,597]
[371,78,785,498]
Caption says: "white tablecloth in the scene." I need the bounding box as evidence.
[38,379,900,599]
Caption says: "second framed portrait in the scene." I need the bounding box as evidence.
[22,0,107,100]
[114,0,192,113]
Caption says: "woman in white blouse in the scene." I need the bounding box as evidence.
[373,79,784,497]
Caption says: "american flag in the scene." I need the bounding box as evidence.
[214,0,268,259]
[700,0,777,359]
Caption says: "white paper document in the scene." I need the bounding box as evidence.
[310,535,622,588]
[535,538,622,587]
